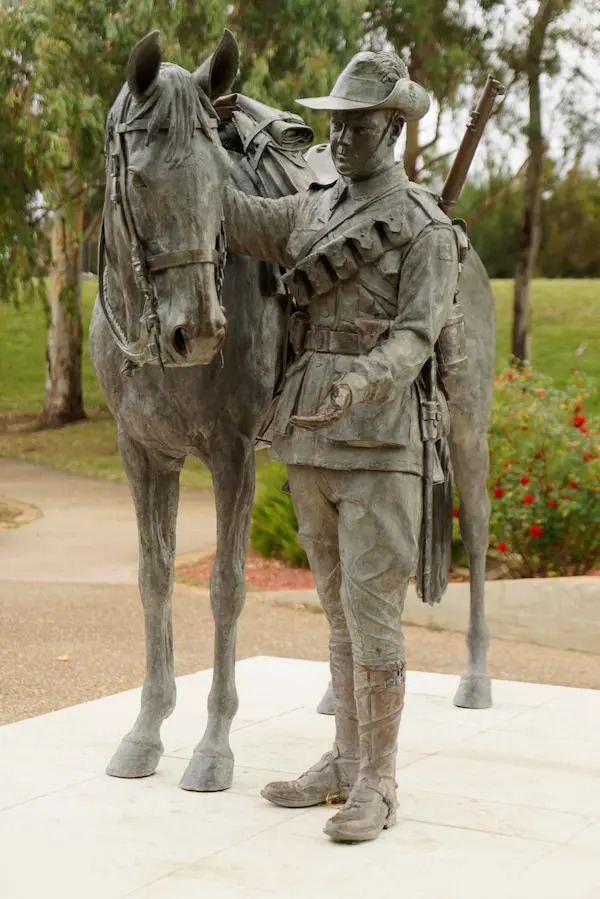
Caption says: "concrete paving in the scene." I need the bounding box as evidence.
[0,459,216,584]
[2,656,600,899]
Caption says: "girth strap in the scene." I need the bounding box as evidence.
[148,247,219,272]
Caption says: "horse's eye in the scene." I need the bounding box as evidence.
[130,171,147,189]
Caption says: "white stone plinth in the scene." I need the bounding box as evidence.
[1,657,600,898]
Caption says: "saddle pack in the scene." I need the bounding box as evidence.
[214,93,316,198]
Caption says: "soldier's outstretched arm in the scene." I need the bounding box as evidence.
[223,185,302,268]
[338,225,459,405]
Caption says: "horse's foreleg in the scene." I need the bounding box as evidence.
[180,431,254,792]
[449,423,493,710]
[106,429,182,778]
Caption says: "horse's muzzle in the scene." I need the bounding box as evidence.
[167,320,227,366]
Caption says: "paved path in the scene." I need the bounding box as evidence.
[3,458,600,726]
[0,459,216,584]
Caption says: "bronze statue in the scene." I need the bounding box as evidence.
[224,51,496,843]
[91,32,495,846]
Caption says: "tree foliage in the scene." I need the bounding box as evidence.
[454,162,600,279]
[229,0,364,142]
[362,0,498,180]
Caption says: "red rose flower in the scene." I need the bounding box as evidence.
[581,426,589,433]
[520,475,530,486]
[536,389,545,398]
[493,487,505,498]
[574,414,586,428]
[497,542,509,553]
[548,500,558,509]
[506,371,515,380]
[453,508,460,519]
[574,403,583,413]
[523,494,535,504]
[529,525,543,538]
[583,452,594,463]
[569,481,578,489]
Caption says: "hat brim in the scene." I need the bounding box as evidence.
[297,96,378,111]
[297,78,430,122]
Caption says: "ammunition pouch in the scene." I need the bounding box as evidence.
[288,310,310,355]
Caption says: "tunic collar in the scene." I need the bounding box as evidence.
[329,163,409,211]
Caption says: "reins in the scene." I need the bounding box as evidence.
[98,92,226,374]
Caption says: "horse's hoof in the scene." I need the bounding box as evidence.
[106,737,163,778]
[179,750,234,792]
[316,681,335,716]
[453,674,493,710]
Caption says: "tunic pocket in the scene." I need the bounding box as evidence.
[326,383,415,448]
[271,353,311,436]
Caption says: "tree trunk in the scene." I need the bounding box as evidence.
[403,120,420,181]
[42,174,86,428]
[512,142,544,363]
[511,0,567,364]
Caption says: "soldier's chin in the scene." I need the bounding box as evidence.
[333,156,358,177]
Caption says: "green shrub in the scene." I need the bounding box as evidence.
[251,368,599,578]
[250,460,309,567]
[486,366,599,577]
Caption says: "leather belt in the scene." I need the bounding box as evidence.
[304,327,361,355]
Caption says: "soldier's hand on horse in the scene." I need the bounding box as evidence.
[290,383,352,430]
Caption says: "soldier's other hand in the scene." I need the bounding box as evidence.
[290,384,352,431]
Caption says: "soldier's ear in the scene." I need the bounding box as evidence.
[390,114,404,142]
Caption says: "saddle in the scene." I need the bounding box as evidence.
[214,93,316,198]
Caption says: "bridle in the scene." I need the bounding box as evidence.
[98,91,227,374]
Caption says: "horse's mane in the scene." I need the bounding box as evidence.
[106,62,217,169]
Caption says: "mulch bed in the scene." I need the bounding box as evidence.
[179,548,316,591]
[178,549,476,592]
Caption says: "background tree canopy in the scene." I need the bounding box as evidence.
[0,0,598,428]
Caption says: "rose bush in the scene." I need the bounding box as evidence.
[485,366,599,577]
[251,367,599,578]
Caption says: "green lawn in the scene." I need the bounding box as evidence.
[0,278,598,487]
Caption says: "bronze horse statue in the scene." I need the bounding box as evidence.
[90,31,495,793]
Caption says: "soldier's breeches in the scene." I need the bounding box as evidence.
[287,465,422,669]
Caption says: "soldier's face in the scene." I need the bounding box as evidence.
[329,110,396,181]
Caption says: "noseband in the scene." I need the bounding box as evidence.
[98,93,227,372]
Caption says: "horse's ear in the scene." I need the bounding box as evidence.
[193,29,239,100]
[127,31,162,99]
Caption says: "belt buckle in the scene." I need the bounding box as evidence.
[313,328,329,352]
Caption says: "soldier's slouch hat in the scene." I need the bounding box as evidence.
[297,51,430,122]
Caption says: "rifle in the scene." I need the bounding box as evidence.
[439,74,505,216]
[419,74,504,605]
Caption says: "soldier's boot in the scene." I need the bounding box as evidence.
[261,640,358,808]
[324,664,405,843]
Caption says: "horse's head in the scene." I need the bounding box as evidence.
[102,30,239,368]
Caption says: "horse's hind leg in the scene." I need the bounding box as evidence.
[106,429,182,778]
[449,418,493,710]
[180,429,254,792]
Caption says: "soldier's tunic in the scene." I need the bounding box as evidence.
[224,163,459,668]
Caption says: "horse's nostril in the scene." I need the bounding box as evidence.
[172,327,189,357]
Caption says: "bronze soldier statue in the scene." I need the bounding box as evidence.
[224,50,460,843]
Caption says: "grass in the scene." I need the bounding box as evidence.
[0,278,598,486]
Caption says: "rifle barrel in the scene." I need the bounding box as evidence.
[440,75,504,216]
